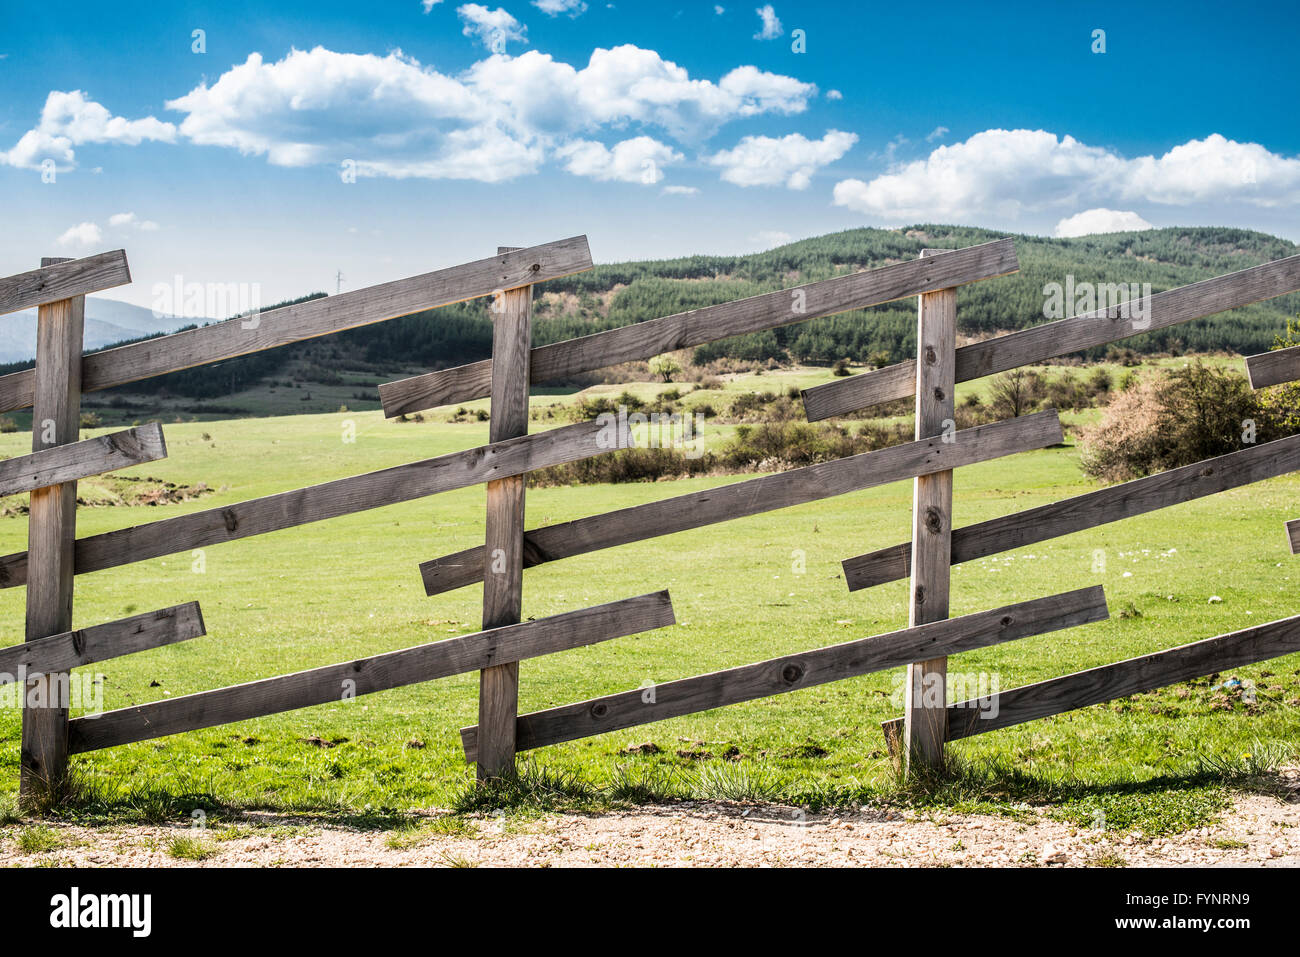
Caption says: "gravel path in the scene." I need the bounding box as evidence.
[6,774,1297,868]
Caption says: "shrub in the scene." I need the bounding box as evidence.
[1257,318,1300,434]
[1079,361,1284,482]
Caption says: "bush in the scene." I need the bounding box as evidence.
[1079,361,1286,482]
[1257,318,1300,434]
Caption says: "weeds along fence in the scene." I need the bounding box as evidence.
[1,236,1299,797]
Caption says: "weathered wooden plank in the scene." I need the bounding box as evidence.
[1287,518,1299,555]
[460,586,1108,760]
[1245,343,1300,389]
[477,254,532,780]
[0,237,592,414]
[0,603,204,679]
[379,239,1019,416]
[421,410,1063,596]
[803,252,1300,420]
[0,250,131,317]
[0,416,628,588]
[881,612,1300,743]
[843,433,1300,591]
[69,591,675,754]
[0,422,166,497]
[904,249,955,772]
[22,263,84,797]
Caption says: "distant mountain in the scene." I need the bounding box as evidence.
[0,298,193,363]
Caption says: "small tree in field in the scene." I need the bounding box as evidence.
[649,354,681,383]
[1258,318,1300,434]
[988,369,1042,418]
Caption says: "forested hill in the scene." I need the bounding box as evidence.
[343,224,1300,374]
[5,225,1295,411]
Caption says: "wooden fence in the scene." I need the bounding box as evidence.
[2,233,1298,797]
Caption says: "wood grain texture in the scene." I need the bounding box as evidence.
[904,250,955,771]
[0,422,165,497]
[379,239,1019,416]
[1287,518,1299,555]
[460,586,1108,760]
[0,250,130,317]
[803,252,1300,420]
[477,262,532,779]
[1245,343,1300,389]
[881,612,1300,743]
[0,603,204,679]
[421,410,1063,596]
[0,237,592,414]
[69,591,675,754]
[843,433,1300,591]
[22,270,84,795]
[0,416,628,589]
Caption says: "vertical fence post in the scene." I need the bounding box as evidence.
[476,248,532,781]
[20,257,84,802]
[903,249,956,775]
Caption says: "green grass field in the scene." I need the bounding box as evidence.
[0,363,1296,832]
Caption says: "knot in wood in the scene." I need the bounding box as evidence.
[933,387,945,402]
[914,584,926,605]
[781,662,804,684]
[1000,615,1013,627]
[530,262,541,272]
[591,702,609,718]
[221,508,239,533]
[924,506,943,534]
[924,346,938,364]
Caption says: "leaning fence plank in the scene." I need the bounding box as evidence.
[842,433,1300,592]
[477,250,532,780]
[803,253,1300,420]
[68,591,675,754]
[0,603,204,680]
[880,612,1300,743]
[1245,343,1300,389]
[1287,519,1299,554]
[0,250,131,317]
[0,237,592,414]
[0,417,627,588]
[0,422,166,497]
[379,239,1019,416]
[460,586,1108,760]
[21,258,84,797]
[421,410,1063,596]
[904,249,955,772]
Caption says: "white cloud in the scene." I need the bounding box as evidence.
[533,0,587,15]
[714,4,725,13]
[707,129,857,189]
[1,90,176,171]
[556,136,682,184]
[662,184,699,195]
[458,4,528,51]
[56,222,103,246]
[832,128,1300,222]
[925,125,948,142]
[421,0,443,10]
[109,211,160,231]
[1054,208,1153,237]
[754,4,782,40]
[825,89,843,100]
[751,229,792,247]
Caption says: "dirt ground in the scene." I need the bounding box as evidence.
[5,772,1298,867]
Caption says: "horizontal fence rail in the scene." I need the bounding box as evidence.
[0,250,131,317]
[1246,343,1300,389]
[461,586,1108,760]
[0,423,166,497]
[0,418,628,588]
[421,410,1063,596]
[803,253,1300,420]
[0,238,592,414]
[843,433,1300,591]
[379,239,1019,416]
[0,602,204,680]
[69,591,675,753]
[881,611,1300,742]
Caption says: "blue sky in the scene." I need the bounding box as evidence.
[2,0,1297,313]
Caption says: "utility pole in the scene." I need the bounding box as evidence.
[336,270,344,295]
